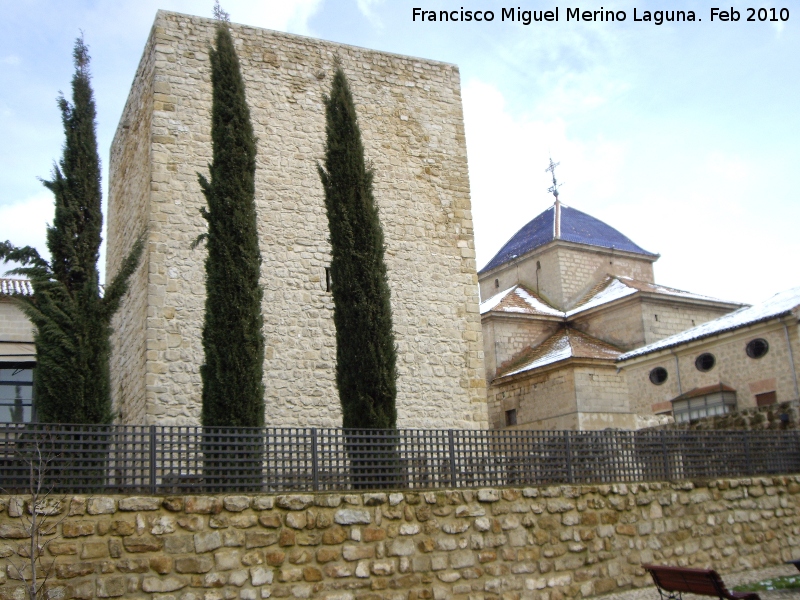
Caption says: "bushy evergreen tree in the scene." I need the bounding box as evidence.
[196,19,265,429]
[318,65,397,431]
[0,37,142,424]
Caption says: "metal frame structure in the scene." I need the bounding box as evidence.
[1,424,798,493]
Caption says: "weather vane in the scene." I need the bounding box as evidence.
[545,157,562,201]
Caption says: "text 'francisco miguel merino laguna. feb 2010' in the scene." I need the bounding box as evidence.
[411,7,791,25]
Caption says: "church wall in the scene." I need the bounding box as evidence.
[478,248,561,309]
[0,300,33,344]
[106,26,156,425]
[569,301,646,352]
[480,242,656,313]
[623,319,800,418]
[555,246,655,310]
[640,300,734,346]
[482,317,561,380]
[506,248,562,309]
[487,367,578,430]
[108,12,486,429]
[573,365,637,430]
[574,366,630,415]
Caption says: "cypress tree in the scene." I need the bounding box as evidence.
[318,66,397,431]
[0,37,142,424]
[196,19,265,430]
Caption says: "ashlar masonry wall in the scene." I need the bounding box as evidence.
[0,301,33,345]
[478,243,656,312]
[488,364,636,431]
[2,478,800,600]
[624,318,800,417]
[107,11,487,429]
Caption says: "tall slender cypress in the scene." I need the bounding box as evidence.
[0,37,142,424]
[319,66,397,431]
[197,20,265,429]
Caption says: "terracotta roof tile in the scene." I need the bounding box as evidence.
[480,284,563,317]
[672,383,736,402]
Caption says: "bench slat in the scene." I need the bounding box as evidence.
[643,564,760,600]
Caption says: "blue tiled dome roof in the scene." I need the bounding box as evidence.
[480,203,657,274]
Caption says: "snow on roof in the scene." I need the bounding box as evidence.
[483,277,739,321]
[0,278,33,296]
[567,278,637,316]
[616,277,733,303]
[566,276,739,317]
[619,286,800,361]
[480,284,563,317]
[498,328,622,378]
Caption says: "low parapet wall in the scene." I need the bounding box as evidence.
[2,477,800,600]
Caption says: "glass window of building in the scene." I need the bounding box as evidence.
[671,384,736,424]
[0,363,35,423]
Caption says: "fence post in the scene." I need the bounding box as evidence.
[660,430,671,481]
[447,430,457,488]
[564,431,574,484]
[149,425,157,495]
[311,428,319,492]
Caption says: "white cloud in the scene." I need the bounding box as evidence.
[462,79,626,270]
[1,55,20,66]
[462,78,800,305]
[222,0,324,35]
[356,0,384,27]
[0,194,52,274]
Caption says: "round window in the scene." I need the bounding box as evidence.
[746,338,769,359]
[695,353,716,372]
[649,367,668,385]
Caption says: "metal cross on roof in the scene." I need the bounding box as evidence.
[545,157,562,201]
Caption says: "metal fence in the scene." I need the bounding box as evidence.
[1,423,799,493]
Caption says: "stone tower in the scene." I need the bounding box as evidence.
[106,11,487,429]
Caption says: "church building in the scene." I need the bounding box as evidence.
[479,166,743,430]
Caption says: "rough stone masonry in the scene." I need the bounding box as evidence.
[2,478,800,599]
[106,11,487,428]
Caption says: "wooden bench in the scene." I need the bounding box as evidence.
[643,564,760,600]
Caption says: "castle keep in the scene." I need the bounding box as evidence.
[106,11,487,429]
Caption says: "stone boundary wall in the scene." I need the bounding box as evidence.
[2,478,800,600]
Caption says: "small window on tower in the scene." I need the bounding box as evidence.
[505,409,517,427]
[495,278,499,288]
[325,267,332,292]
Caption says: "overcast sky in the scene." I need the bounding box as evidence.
[1,1,798,304]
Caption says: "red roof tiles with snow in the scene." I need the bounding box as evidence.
[497,328,623,379]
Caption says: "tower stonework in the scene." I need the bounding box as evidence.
[107,11,487,428]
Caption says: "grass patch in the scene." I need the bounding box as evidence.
[734,575,800,591]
